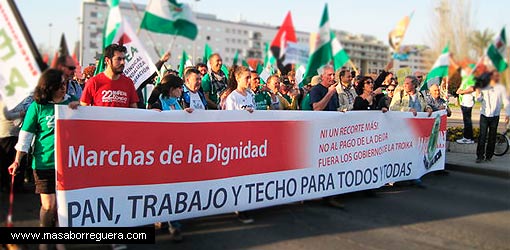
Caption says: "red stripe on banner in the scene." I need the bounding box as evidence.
[405,115,447,138]
[56,120,309,190]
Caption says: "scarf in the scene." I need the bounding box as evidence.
[159,94,182,111]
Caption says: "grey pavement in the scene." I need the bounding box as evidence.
[446,105,510,179]
[446,150,510,179]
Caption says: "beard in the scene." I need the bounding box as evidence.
[112,64,124,74]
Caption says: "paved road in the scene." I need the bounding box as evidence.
[2,171,509,250]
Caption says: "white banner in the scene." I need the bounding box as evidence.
[113,19,157,90]
[0,0,41,109]
[283,42,309,66]
[55,107,447,227]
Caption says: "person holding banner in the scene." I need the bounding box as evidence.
[150,74,192,113]
[389,75,432,117]
[353,77,381,111]
[80,44,139,108]
[223,65,255,223]
[182,68,207,110]
[309,65,345,208]
[8,69,79,250]
[427,83,451,117]
[225,66,256,112]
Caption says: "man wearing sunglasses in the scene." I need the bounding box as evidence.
[56,55,82,98]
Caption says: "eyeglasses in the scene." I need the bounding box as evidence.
[66,66,76,71]
[365,81,373,84]
[416,76,423,79]
[387,89,395,92]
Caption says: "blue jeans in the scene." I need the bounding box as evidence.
[476,114,499,160]
[460,106,473,140]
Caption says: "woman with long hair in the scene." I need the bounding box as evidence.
[9,69,79,250]
[224,66,255,112]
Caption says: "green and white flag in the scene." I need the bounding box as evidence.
[95,0,121,75]
[140,0,198,40]
[421,44,449,91]
[302,4,350,85]
[233,50,239,66]
[203,43,212,63]
[178,50,192,78]
[259,43,277,83]
[112,19,157,89]
[487,27,508,72]
[330,31,350,70]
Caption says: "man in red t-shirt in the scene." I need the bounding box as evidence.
[81,44,139,108]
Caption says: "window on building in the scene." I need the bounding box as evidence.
[90,11,97,17]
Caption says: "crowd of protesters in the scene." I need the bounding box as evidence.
[1,43,509,250]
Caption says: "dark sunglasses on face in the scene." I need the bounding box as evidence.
[67,66,76,71]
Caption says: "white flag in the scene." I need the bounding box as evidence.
[113,19,157,89]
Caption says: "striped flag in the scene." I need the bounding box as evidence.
[487,27,508,72]
[94,0,121,75]
[421,44,449,91]
[302,4,350,85]
[140,0,198,40]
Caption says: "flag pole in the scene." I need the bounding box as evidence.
[129,0,167,74]
[168,31,179,53]
[129,1,165,59]
[348,59,359,75]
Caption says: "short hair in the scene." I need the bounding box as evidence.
[159,74,184,98]
[104,44,127,59]
[356,76,374,95]
[317,65,333,76]
[196,62,207,68]
[405,75,420,87]
[266,74,279,84]
[208,53,221,61]
[34,69,64,104]
[184,68,200,80]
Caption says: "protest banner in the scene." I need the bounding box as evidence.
[0,0,44,109]
[55,107,446,227]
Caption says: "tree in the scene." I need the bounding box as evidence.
[427,0,474,66]
[469,29,495,58]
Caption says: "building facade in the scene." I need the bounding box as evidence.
[391,45,433,73]
[81,0,390,74]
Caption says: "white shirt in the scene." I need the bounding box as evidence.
[225,90,255,111]
[189,91,205,110]
[460,92,474,107]
[476,83,510,118]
